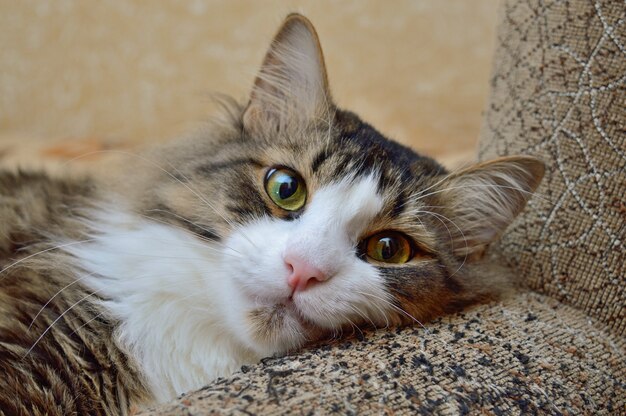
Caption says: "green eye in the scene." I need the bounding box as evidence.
[363,231,413,264]
[264,167,307,211]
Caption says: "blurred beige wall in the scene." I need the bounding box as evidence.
[0,1,500,164]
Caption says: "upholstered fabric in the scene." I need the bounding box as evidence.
[478,0,625,335]
[141,292,625,415]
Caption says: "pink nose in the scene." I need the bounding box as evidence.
[285,255,327,293]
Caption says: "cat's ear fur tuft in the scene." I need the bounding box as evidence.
[243,14,333,134]
[434,156,545,259]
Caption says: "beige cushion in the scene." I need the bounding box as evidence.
[141,292,625,415]
[478,0,625,334]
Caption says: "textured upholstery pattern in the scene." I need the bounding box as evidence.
[142,292,625,415]
[478,0,625,335]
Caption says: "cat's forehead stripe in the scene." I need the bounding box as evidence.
[390,191,407,219]
[195,157,263,177]
[311,149,330,173]
[308,112,445,191]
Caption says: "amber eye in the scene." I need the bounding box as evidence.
[264,167,307,211]
[362,231,413,264]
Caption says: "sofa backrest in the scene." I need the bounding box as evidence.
[478,0,625,335]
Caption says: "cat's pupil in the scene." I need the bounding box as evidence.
[278,178,298,200]
[379,237,397,260]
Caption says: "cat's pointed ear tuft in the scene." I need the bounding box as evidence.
[243,14,333,134]
[434,156,545,259]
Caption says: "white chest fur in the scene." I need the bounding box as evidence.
[65,211,259,400]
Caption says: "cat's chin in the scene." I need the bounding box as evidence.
[244,298,326,355]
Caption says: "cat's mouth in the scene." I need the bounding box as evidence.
[282,299,314,326]
[269,299,315,328]
[247,298,323,347]
[243,289,308,323]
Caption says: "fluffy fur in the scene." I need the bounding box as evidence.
[0,14,544,415]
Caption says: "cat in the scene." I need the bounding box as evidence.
[0,14,544,416]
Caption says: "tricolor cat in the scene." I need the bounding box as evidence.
[0,14,543,415]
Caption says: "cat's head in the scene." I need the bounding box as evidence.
[142,14,544,356]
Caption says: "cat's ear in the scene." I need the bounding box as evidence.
[243,14,333,134]
[435,156,545,259]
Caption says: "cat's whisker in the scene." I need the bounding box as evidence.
[343,315,363,339]
[32,267,219,330]
[327,320,340,342]
[26,272,213,357]
[50,231,241,262]
[365,299,391,329]
[163,189,252,253]
[392,165,471,214]
[346,304,376,329]
[143,238,243,260]
[403,208,459,253]
[413,210,469,278]
[140,211,244,256]
[69,311,106,338]
[407,204,445,210]
[307,300,363,339]
[337,316,344,338]
[333,324,341,342]
[28,270,99,331]
[407,183,550,206]
[330,315,346,342]
[62,148,260,247]
[356,290,429,334]
[403,159,549,209]
[159,159,259,249]
[77,249,214,262]
[141,211,219,242]
[24,291,99,358]
[322,315,342,342]
[0,239,96,280]
[404,165,469,205]
[136,216,246,259]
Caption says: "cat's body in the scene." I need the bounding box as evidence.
[0,15,543,415]
[0,172,149,414]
